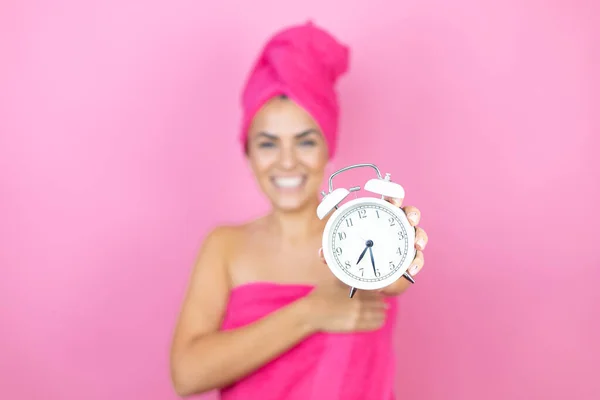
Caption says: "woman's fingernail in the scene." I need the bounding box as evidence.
[416,239,426,250]
[410,264,419,274]
[407,212,419,224]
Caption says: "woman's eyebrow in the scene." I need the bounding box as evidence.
[255,131,279,140]
[294,129,319,138]
[255,128,319,140]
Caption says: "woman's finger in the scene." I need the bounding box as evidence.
[383,195,404,209]
[402,205,421,226]
[318,247,326,263]
[415,226,428,251]
[408,250,425,276]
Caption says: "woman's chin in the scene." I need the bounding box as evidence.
[271,192,318,213]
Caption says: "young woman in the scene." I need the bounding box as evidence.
[170,21,429,399]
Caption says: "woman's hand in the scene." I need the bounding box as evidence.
[317,195,428,297]
[377,196,428,295]
[301,281,389,333]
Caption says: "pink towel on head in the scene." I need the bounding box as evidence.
[239,21,350,159]
[219,282,399,400]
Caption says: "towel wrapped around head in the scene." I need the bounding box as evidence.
[239,21,350,159]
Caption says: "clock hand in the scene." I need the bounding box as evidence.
[356,246,368,265]
[368,246,377,276]
[356,239,374,265]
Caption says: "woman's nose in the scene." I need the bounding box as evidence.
[278,144,298,169]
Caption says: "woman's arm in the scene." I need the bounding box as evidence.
[169,227,316,397]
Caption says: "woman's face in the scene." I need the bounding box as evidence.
[246,96,329,212]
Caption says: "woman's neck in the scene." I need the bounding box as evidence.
[268,196,326,241]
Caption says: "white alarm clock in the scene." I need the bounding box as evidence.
[317,163,417,298]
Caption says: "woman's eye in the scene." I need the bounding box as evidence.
[299,140,316,147]
[258,142,276,148]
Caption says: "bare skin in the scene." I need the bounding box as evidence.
[169,96,429,397]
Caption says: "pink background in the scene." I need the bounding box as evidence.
[1,1,598,399]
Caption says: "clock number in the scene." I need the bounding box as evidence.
[345,218,354,228]
[398,230,405,240]
[375,269,381,277]
[388,217,395,226]
[358,209,367,219]
[389,261,395,269]
[338,231,347,240]
[396,247,402,255]
[376,210,380,218]
[359,268,364,276]
[344,260,351,269]
[335,247,343,256]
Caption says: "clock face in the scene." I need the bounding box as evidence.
[322,197,416,290]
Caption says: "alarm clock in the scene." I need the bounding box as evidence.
[317,163,417,298]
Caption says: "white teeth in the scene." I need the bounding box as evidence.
[273,176,303,188]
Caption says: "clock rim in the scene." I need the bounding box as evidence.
[321,196,416,291]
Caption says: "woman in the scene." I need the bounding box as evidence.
[170,21,428,399]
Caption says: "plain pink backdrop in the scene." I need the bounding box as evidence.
[1,1,598,399]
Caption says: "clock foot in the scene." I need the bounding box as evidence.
[403,271,415,284]
[349,287,357,298]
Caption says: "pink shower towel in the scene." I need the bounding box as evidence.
[239,21,350,159]
[219,282,398,400]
